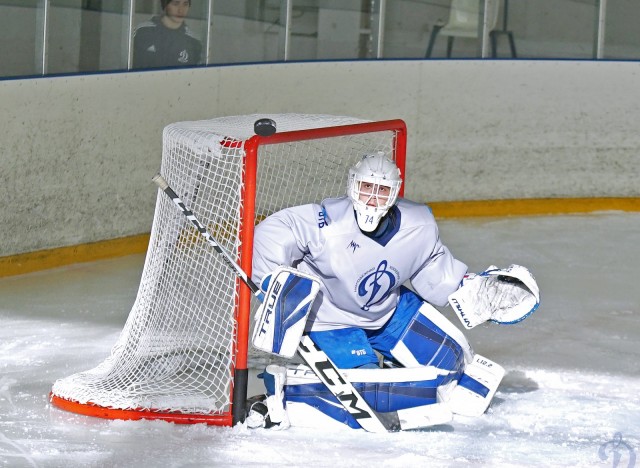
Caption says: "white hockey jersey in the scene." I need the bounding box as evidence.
[252,196,467,332]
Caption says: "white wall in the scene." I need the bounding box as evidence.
[0,59,638,257]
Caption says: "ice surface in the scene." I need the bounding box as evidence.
[1,213,638,467]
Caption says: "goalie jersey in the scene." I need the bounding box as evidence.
[252,196,467,332]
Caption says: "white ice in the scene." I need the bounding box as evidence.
[1,213,639,467]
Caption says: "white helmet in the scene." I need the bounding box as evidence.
[347,152,402,232]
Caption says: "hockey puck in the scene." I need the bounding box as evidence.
[254,118,277,137]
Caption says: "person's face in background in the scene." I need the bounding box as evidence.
[163,0,190,28]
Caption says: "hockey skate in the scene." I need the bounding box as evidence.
[245,365,290,430]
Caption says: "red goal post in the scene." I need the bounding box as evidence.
[50,114,407,427]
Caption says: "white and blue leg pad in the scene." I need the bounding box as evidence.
[389,302,473,371]
[252,266,320,358]
[387,302,503,417]
[443,354,505,417]
[283,364,453,429]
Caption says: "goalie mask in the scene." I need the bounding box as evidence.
[347,152,402,232]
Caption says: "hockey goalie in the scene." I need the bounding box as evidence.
[246,152,540,431]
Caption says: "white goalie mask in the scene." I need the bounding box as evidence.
[347,152,402,232]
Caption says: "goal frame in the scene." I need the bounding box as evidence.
[49,118,407,427]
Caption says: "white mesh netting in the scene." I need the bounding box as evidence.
[51,113,403,421]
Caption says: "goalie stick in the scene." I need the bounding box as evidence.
[152,174,450,432]
[152,174,260,300]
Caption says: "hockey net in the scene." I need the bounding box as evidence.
[50,113,407,425]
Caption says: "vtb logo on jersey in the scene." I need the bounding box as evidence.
[356,260,398,311]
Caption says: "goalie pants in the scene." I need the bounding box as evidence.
[308,286,466,370]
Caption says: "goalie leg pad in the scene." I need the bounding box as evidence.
[284,364,453,428]
[444,354,505,417]
[389,299,473,372]
[252,266,320,358]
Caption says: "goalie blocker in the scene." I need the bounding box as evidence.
[252,266,321,358]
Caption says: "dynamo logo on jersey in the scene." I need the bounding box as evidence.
[356,260,397,311]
